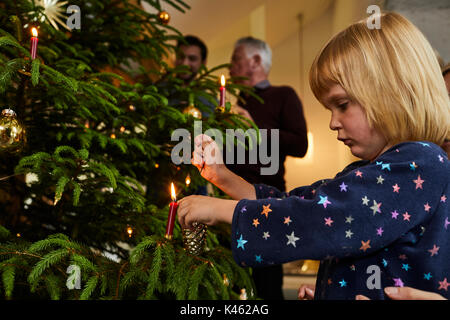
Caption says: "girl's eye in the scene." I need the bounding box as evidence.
[337,102,348,110]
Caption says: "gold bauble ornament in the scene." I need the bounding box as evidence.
[182,222,207,255]
[182,105,202,119]
[0,109,26,153]
[157,11,170,25]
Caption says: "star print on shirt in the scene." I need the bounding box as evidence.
[402,264,410,271]
[445,217,450,230]
[438,155,444,163]
[286,231,300,247]
[360,240,371,252]
[393,278,404,287]
[403,212,411,221]
[345,216,354,224]
[324,217,334,227]
[283,216,292,225]
[345,230,353,239]
[381,163,391,171]
[355,170,363,178]
[409,162,418,171]
[236,235,248,250]
[376,227,384,236]
[255,255,262,263]
[362,196,370,206]
[262,232,270,240]
[391,210,399,219]
[438,278,449,291]
[252,218,260,228]
[261,204,272,218]
[428,244,439,256]
[370,200,382,215]
[413,175,425,190]
[424,203,431,212]
[318,195,331,208]
[441,195,447,203]
[392,184,400,193]
[339,279,347,287]
[339,182,348,192]
[376,175,385,184]
[240,206,247,213]
[424,273,432,280]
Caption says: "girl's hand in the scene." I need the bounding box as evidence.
[177,195,237,229]
[298,284,315,300]
[192,134,228,185]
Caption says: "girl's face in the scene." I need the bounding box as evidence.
[322,85,392,161]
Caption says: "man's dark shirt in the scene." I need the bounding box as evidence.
[225,80,308,192]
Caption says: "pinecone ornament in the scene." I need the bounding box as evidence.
[182,222,207,255]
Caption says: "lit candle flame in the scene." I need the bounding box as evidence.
[31,27,38,38]
[220,75,226,87]
[170,182,176,202]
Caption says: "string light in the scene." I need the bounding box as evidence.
[126,226,133,237]
[119,126,125,133]
[185,174,191,186]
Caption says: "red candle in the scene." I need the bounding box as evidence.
[165,182,178,239]
[30,27,38,60]
[219,75,226,107]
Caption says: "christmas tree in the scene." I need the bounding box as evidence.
[0,0,258,300]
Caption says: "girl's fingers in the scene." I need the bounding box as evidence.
[177,198,190,229]
[306,287,314,298]
[191,151,204,168]
[298,287,305,299]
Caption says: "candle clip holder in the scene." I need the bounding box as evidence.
[182,222,207,255]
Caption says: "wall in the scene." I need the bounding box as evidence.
[385,0,450,63]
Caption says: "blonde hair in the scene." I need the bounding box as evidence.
[310,12,450,145]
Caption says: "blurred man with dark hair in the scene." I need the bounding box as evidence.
[175,35,208,83]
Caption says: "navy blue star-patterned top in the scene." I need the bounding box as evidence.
[231,142,449,300]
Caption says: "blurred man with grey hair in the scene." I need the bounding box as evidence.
[226,36,309,300]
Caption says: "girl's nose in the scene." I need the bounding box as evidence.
[329,113,342,131]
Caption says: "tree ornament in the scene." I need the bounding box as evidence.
[239,288,247,300]
[215,105,225,113]
[182,222,207,255]
[182,105,202,119]
[0,109,26,153]
[223,274,230,287]
[30,0,70,30]
[157,11,170,25]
